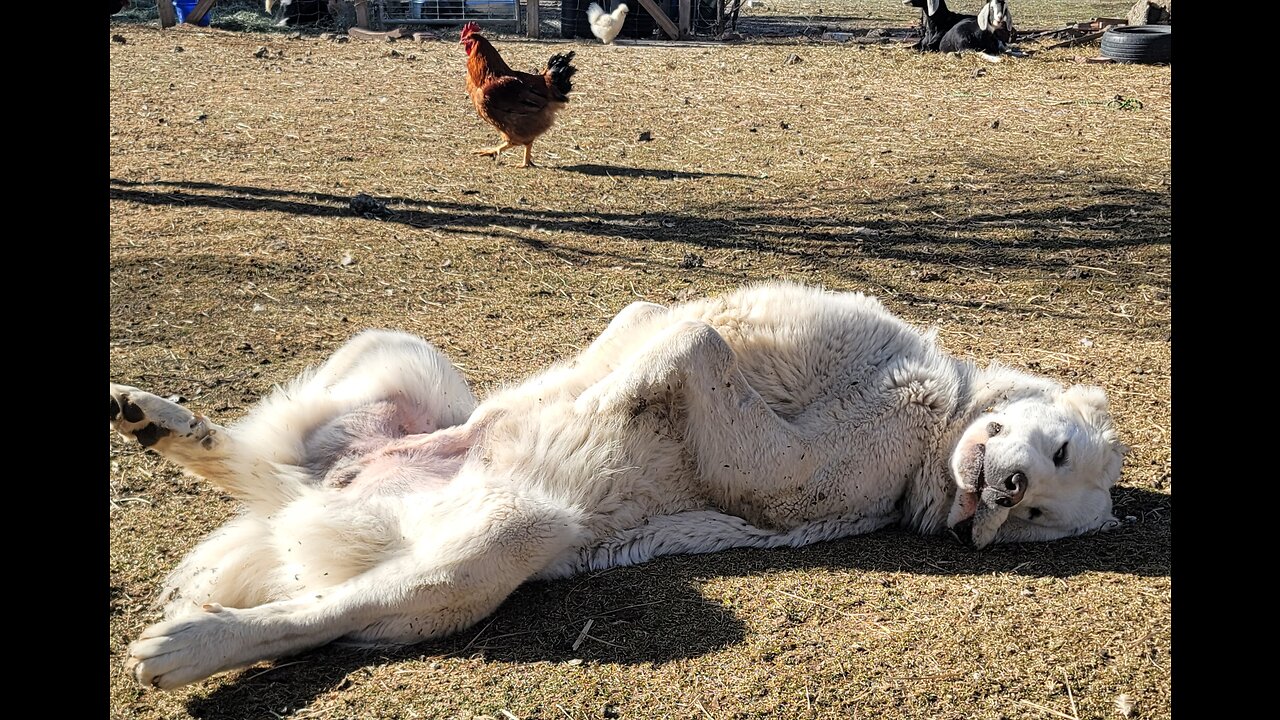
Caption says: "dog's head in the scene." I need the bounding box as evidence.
[946,384,1128,549]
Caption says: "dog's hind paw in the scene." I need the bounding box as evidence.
[128,610,242,690]
[110,384,213,450]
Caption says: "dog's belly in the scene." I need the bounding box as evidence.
[323,424,477,497]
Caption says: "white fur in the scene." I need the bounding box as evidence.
[110,282,1127,689]
[586,2,629,44]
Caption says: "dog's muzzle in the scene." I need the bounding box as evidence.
[948,468,1027,549]
[983,471,1027,508]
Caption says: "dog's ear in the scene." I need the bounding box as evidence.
[1062,384,1108,414]
[1062,384,1130,489]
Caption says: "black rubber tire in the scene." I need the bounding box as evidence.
[1100,25,1171,64]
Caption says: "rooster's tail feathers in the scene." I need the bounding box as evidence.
[546,50,578,97]
[586,2,604,22]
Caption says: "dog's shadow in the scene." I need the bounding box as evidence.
[186,486,1168,719]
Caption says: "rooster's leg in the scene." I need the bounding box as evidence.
[518,144,535,169]
[473,141,514,163]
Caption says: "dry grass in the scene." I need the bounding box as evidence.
[109,5,1169,719]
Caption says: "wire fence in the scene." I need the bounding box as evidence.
[544,0,722,40]
[113,0,727,37]
[114,1,335,31]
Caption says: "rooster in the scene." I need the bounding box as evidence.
[586,3,629,45]
[460,22,578,168]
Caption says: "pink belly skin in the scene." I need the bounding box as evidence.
[339,423,478,498]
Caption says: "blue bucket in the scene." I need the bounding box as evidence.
[173,0,211,26]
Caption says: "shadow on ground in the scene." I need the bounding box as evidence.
[109,176,1169,275]
[184,485,1167,718]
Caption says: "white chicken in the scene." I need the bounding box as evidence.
[586,2,629,44]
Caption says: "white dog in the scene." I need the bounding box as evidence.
[109,282,1127,689]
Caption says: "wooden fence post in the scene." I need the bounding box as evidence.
[528,0,540,38]
[186,0,216,24]
[634,0,679,39]
[156,0,177,27]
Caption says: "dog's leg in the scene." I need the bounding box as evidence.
[303,330,475,429]
[111,330,476,509]
[128,484,581,690]
[154,515,281,619]
[576,320,829,516]
[109,384,319,509]
[109,383,258,491]
[581,301,668,358]
[539,509,902,578]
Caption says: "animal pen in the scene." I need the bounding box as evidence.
[147,1,733,39]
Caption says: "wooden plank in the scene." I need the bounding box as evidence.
[348,26,391,40]
[186,0,215,24]
[634,0,679,39]
[157,0,177,28]
[527,0,540,38]
[355,0,369,30]
[678,0,690,38]
[1044,29,1105,50]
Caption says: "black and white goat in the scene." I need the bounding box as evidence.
[904,0,973,52]
[266,0,329,26]
[939,0,1015,62]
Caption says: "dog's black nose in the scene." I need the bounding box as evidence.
[988,471,1027,507]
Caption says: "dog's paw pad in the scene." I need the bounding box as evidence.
[120,395,146,423]
[133,423,172,448]
[110,384,212,450]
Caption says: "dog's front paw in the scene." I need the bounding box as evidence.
[110,384,212,449]
[127,607,238,690]
[573,383,614,417]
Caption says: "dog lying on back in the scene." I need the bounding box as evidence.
[110,282,1127,690]
[939,0,1015,61]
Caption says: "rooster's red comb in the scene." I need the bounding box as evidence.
[461,22,481,38]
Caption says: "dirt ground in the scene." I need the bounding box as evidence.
[109,11,1170,720]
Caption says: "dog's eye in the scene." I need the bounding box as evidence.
[1053,442,1069,467]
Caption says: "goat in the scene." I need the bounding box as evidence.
[903,0,972,52]
[266,0,328,26]
[939,0,1015,62]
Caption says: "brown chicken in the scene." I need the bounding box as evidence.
[460,22,578,168]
